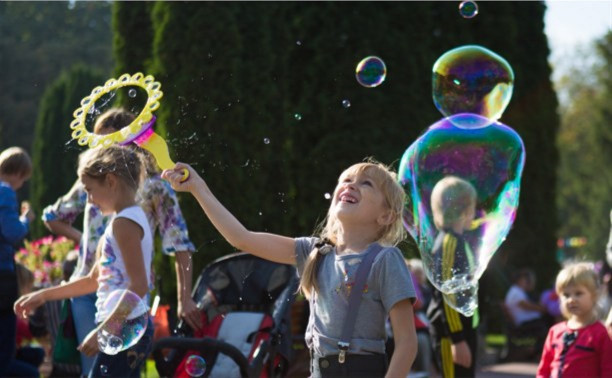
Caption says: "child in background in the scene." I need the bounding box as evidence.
[0,146,35,377]
[537,262,612,377]
[42,108,197,374]
[426,176,478,378]
[163,159,417,377]
[15,146,154,378]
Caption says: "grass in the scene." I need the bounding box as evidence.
[142,359,160,378]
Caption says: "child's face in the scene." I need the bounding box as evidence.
[331,169,389,226]
[5,173,30,190]
[460,202,476,231]
[560,283,595,320]
[81,174,114,215]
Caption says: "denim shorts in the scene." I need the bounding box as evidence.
[88,317,154,378]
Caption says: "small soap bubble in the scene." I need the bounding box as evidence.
[324,193,332,200]
[342,99,351,108]
[263,138,270,144]
[355,56,387,88]
[432,45,514,128]
[459,1,479,19]
[185,355,206,377]
[296,40,302,46]
[97,289,148,355]
[294,113,302,121]
[128,89,137,98]
[100,365,109,375]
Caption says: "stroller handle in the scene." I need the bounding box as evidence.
[153,336,250,377]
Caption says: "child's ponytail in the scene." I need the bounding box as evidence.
[299,239,333,299]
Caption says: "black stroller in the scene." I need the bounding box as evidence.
[153,252,299,378]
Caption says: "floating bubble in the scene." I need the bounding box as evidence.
[263,138,270,144]
[100,365,109,375]
[432,45,514,128]
[324,192,331,200]
[294,113,302,121]
[185,355,206,377]
[399,114,525,316]
[128,88,137,98]
[459,1,478,19]
[342,99,351,108]
[97,289,149,355]
[355,56,387,88]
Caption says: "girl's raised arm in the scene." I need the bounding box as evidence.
[162,163,296,265]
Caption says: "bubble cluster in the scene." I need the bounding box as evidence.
[432,45,514,128]
[459,1,479,19]
[355,56,387,88]
[97,289,149,355]
[399,114,525,316]
[185,355,207,377]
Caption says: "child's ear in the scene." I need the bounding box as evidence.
[105,173,117,189]
[377,210,396,226]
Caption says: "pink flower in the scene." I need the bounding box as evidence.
[40,236,54,245]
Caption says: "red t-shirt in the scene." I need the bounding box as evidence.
[537,321,612,377]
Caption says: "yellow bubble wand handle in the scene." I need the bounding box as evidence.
[133,126,189,182]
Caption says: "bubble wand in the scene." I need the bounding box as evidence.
[69,72,188,181]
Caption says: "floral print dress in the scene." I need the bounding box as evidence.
[42,175,195,281]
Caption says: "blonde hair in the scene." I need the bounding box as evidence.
[431,176,477,230]
[0,147,32,178]
[555,262,600,319]
[93,108,159,176]
[78,145,144,192]
[299,159,406,299]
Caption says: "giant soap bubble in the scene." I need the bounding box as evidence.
[399,113,525,316]
[432,45,514,129]
[97,289,149,355]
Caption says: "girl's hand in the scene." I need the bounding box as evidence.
[20,201,35,222]
[14,291,45,319]
[161,163,202,192]
[451,340,472,368]
[78,329,100,357]
[179,297,203,331]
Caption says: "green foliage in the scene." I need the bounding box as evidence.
[0,2,113,151]
[112,2,559,313]
[556,32,612,261]
[30,65,104,238]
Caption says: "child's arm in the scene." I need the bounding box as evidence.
[162,163,296,265]
[14,269,98,319]
[536,328,554,377]
[386,299,417,377]
[0,187,29,243]
[42,180,85,244]
[113,217,149,298]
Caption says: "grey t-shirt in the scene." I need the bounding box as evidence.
[295,237,416,357]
